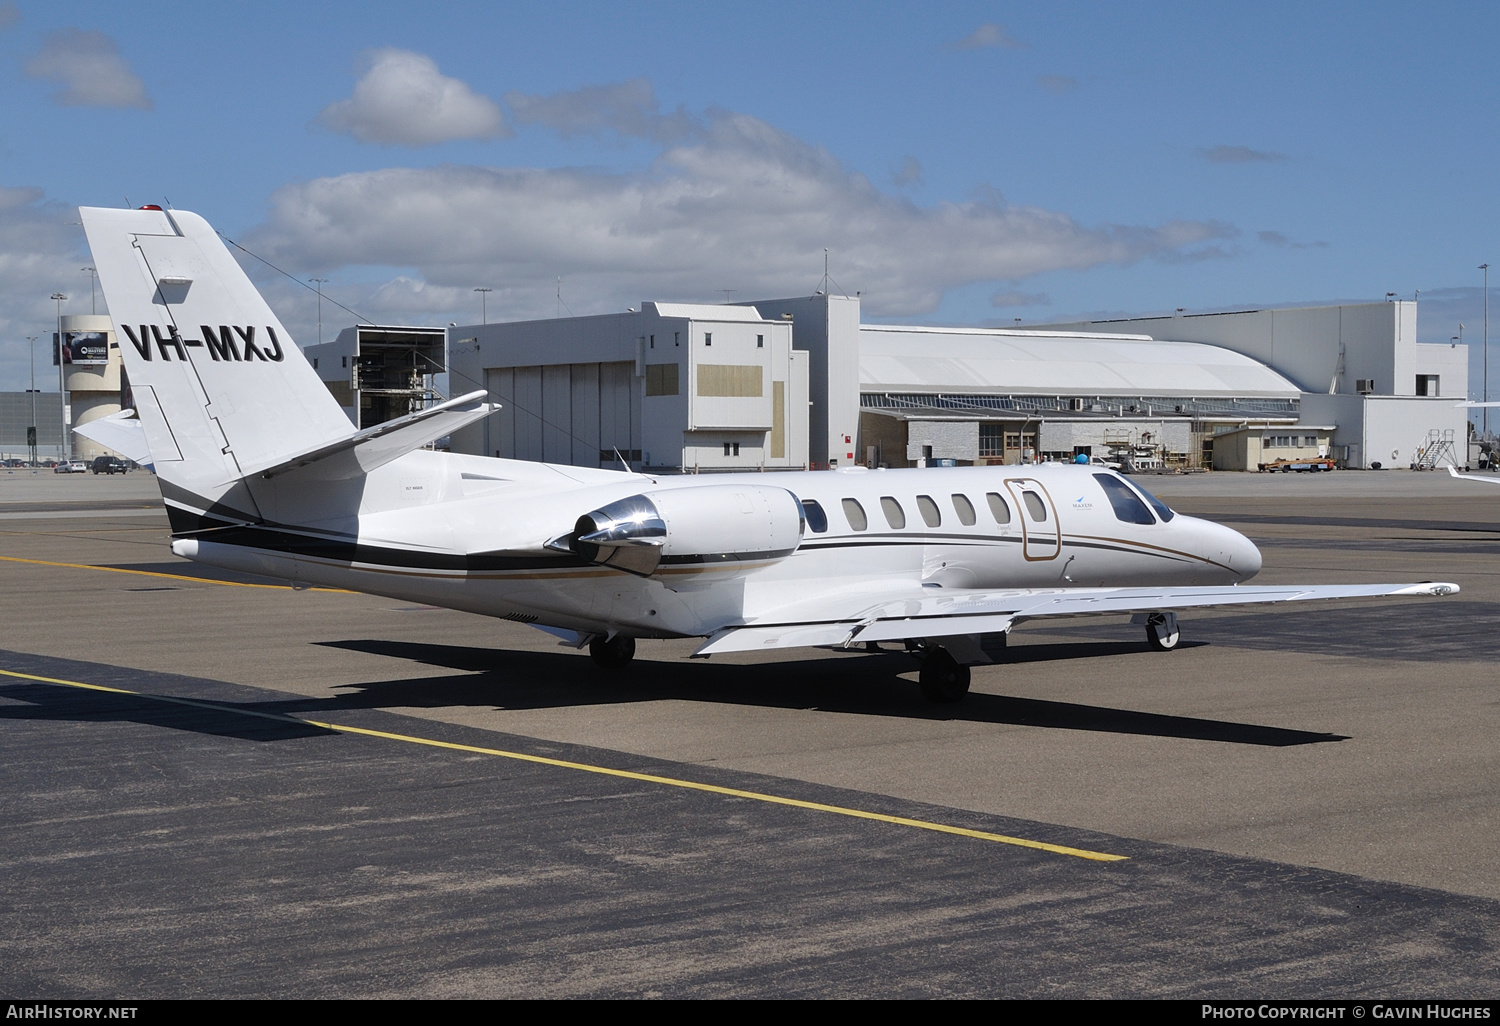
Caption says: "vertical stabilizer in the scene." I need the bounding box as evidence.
[80,206,358,524]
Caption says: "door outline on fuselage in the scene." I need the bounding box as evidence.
[1003,477,1061,561]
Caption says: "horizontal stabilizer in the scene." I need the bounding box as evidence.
[72,409,153,467]
[239,390,498,481]
[694,581,1460,656]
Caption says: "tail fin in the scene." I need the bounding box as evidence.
[81,206,362,521]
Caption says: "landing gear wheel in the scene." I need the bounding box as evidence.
[589,634,636,670]
[1145,611,1180,651]
[918,647,971,703]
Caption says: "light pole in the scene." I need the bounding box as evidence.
[26,335,37,466]
[51,292,68,460]
[310,279,328,345]
[474,287,492,325]
[82,266,97,314]
[1482,264,1490,439]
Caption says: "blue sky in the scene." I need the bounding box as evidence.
[2,1,1497,393]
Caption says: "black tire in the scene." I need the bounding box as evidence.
[1145,612,1180,651]
[589,634,636,670]
[918,648,971,703]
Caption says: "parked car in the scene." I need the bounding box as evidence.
[90,456,129,475]
[53,461,87,474]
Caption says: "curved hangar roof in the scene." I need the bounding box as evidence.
[860,325,1300,399]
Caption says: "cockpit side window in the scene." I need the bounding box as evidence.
[842,498,868,531]
[1093,473,1155,525]
[1131,482,1176,522]
[801,499,829,533]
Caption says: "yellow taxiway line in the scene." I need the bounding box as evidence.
[0,666,1128,863]
[0,553,351,592]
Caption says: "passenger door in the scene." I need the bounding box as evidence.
[1003,478,1061,561]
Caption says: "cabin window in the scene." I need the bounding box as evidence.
[880,496,906,529]
[1094,474,1155,525]
[1021,491,1049,522]
[952,494,977,526]
[842,498,868,531]
[985,492,1011,525]
[801,499,828,533]
[916,495,941,528]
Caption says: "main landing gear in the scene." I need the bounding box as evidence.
[918,647,970,703]
[1145,611,1180,651]
[589,634,636,670]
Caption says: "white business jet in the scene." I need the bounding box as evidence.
[76,206,1458,702]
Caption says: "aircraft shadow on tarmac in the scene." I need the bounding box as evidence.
[0,679,336,742]
[304,638,1345,748]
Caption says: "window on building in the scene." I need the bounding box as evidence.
[312,358,318,369]
[674,332,680,346]
[880,496,906,529]
[721,441,740,457]
[705,332,712,346]
[341,356,347,368]
[951,494,977,526]
[756,334,764,348]
[649,334,655,348]
[645,363,679,396]
[801,499,828,533]
[916,495,941,528]
[985,492,1011,525]
[979,423,1004,458]
[842,498,868,531]
[1416,374,1440,396]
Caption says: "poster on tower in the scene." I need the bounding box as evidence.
[52,330,110,365]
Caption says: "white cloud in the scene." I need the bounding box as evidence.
[0,186,96,389]
[246,104,1234,323]
[318,49,508,146]
[25,28,151,109]
[951,24,1026,50]
[505,78,693,142]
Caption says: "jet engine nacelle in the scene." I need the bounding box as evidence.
[566,484,805,578]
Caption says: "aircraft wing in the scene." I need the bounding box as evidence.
[1448,467,1500,486]
[693,581,1459,656]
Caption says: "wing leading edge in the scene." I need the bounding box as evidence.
[693,581,1459,657]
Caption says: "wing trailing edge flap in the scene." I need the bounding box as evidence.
[233,390,497,483]
[693,581,1460,657]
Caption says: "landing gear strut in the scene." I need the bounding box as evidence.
[1145,611,1180,651]
[918,646,970,703]
[589,634,636,670]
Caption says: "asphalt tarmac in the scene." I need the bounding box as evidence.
[1,468,1497,998]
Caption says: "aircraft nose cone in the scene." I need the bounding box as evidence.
[1228,527,1262,581]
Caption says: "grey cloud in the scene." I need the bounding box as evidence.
[1258,230,1327,250]
[25,28,151,109]
[1201,145,1286,164]
[246,108,1235,322]
[951,23,1026,50]
[990,290,1050,308]
[318,49,508,146]
[1037,75,1077,95]
[894,156,923,187]
[505,78,696,142]
[0,186,94,389]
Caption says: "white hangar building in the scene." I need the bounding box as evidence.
[442,294,1467,472]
